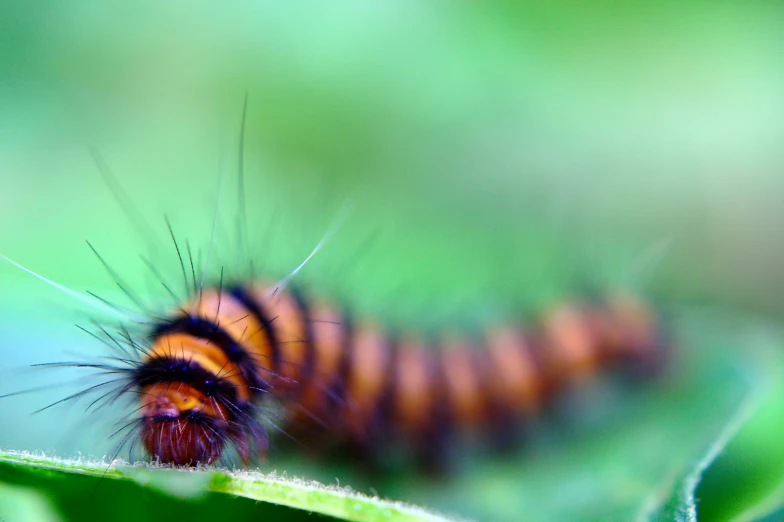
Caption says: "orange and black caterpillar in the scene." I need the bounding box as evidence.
[105,279,666,467]
[0,101,668,470]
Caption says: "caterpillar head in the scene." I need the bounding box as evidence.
[139,382,268,466]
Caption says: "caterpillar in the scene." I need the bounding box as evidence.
[0,101,669,471]
[85,277,666,468]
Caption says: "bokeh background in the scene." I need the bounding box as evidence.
[1,3,784,521]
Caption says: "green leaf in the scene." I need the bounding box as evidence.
[0,451,457,522]
[690,323,784,522]
[0,480,63,522]
[646,393,759,522]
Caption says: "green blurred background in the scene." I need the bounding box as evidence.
[1,2,784,521]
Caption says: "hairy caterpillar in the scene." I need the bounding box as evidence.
[0,101,669,471]
[0,216,668,469]
[59,278,666,468]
